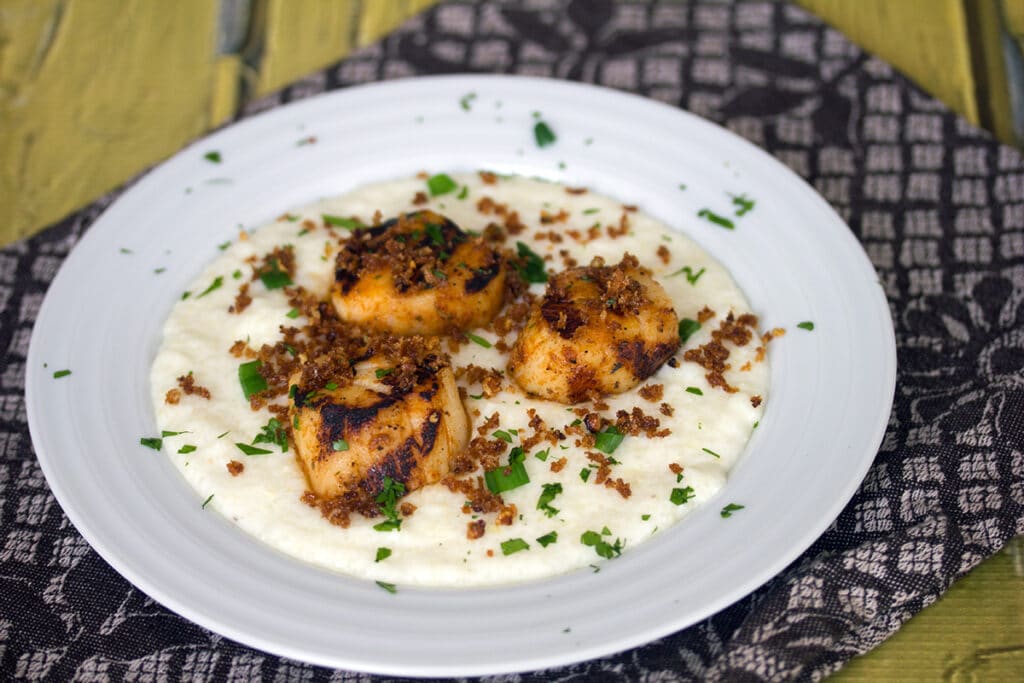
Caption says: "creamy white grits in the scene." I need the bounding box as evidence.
[150,173,768,587]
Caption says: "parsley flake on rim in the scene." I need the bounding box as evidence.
[196,276,223,299]
[721,503,745,518]
[697,208,735,229]
[376,580,397,594]
[201,494,214,509]
[139,437,162,450]
[533,120,556,147]
[52,369,71,379]
[797,321,815,331]
[203,151,222,163]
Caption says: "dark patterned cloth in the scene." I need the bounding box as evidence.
[2,1,1022,680]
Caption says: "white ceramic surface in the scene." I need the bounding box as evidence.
[26,75,896,677]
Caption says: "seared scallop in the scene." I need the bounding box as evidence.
[508,253,680,404]
[331,210,506,335]
[289,346,470,500]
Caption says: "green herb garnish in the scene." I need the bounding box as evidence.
[286,308,300,319]
[797,321,815,331]
[537,483,563,517]
[139,437,163,450]
[678,318,701,343]
[581,530,624,559]
[697,209,735,229]
[332,439,349,452]
[702,447,722,459]
[201,493,214,508]
[238,360,267,399]
[235,442,272,456]
[594,425,624,454]
[376,581,397,594]
[459,91,476,111]
[731,193,755,216]
[259,258,292,290]
[375,368,393,379]
[196,276,224,299]
[670,487,695,505]
[534,448,550,462]
[203,151,221,163]
[322,214,364,230]
[484,448,529,493]
[534,121,556,147]
[253,417,288,452]
[686,387,703,396]
[515,241,548,283]
[52,369,71,379]
[178,445,197,454]
[501,538,530,555]
[466,333,492,348]
[536,531,558,547]
[375,547,392,562]
[492,430,514,443]
[427,173,457,196]
[721,503,745,518]
[579,468,591,482]
[667,265,706,285]
[373,477,406,532]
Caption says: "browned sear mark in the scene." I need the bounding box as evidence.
[177,374,211,399]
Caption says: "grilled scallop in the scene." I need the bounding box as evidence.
[508,253,680,404]
[331,210,506,335]
[289,349,470,500]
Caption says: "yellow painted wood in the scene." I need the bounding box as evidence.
[0,0,219,245]
[966,1,1016,146]
[210,55,244,128]
[797,0,980,125]
[254,0,438,97]
[832,537,1024,681]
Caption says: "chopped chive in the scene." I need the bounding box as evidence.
[332,439,349,452]
[178,445,197,454]
[501,538,530,555]
[667,265,706,285]
[492,430,513,443]
[579,468,591,483]
[670,486,695,505]
[217,430,230,439]
[484,456,529,493]
[201,493,214,508]
[375,547,392,562]
[594,425,624,454]
[52,369,71,379]
[731,194,755,216]
[203,151,222,163]
[797,321,815,331]
[376,581,397,594]
[702,447,722,459]
[534,121,556,147]
[697,209,735,229]
[678,318,701,343]
[196,276,224,299]
[238,360,267,399]
[119,247,133,254]
[235,442,272,456]
[139,437,163,450]
[161,429,189,437]
[721,503,745,518]
[466,333,491,348]
[286,308,300,319]
[686,387,703,396]
[427,173,457,196]
[534,448,550,462]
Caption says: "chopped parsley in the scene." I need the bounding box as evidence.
[678,318,701,343]
[515,241,548,283]
[797,321,815,331]
[376,580,397,594]
[235,442,272,456]
[375,547,392,562]
[373,477,406,532]
[686,387,703,396]
[252,418,288,452]
[375,368,393,379]
[579,468,591,483]
[217,240,231,250]
[286,308,300,319]
[459,91,477,111]
[457,185,469,200]
[492,430,514,443]
[161,430,189,437]
[52,369,71,379]
[534,448,550,462]
[332,439,349,452]
[582,208,600,215]
[580,530,624,559]
[731,193,755,216]
[485,447,529,493]
[697,209,735,229]
[196,276,224,298]
[670,487,695,505]
[501,538,530,555]
[702,447,722,459]
[177,445,197,454]
[721,503,745,518]
[594,425,624,454]
[466,332,492,348]
[322,214,364,230]
[533,121,556,147]
[238,360,267,399]
[536,531,558,547]
[259,258,292,290]
[203,151,221,163]
[139,437,163,450]
[537,483,563,517]
[427,173,457,196]
[119,247,133,254]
